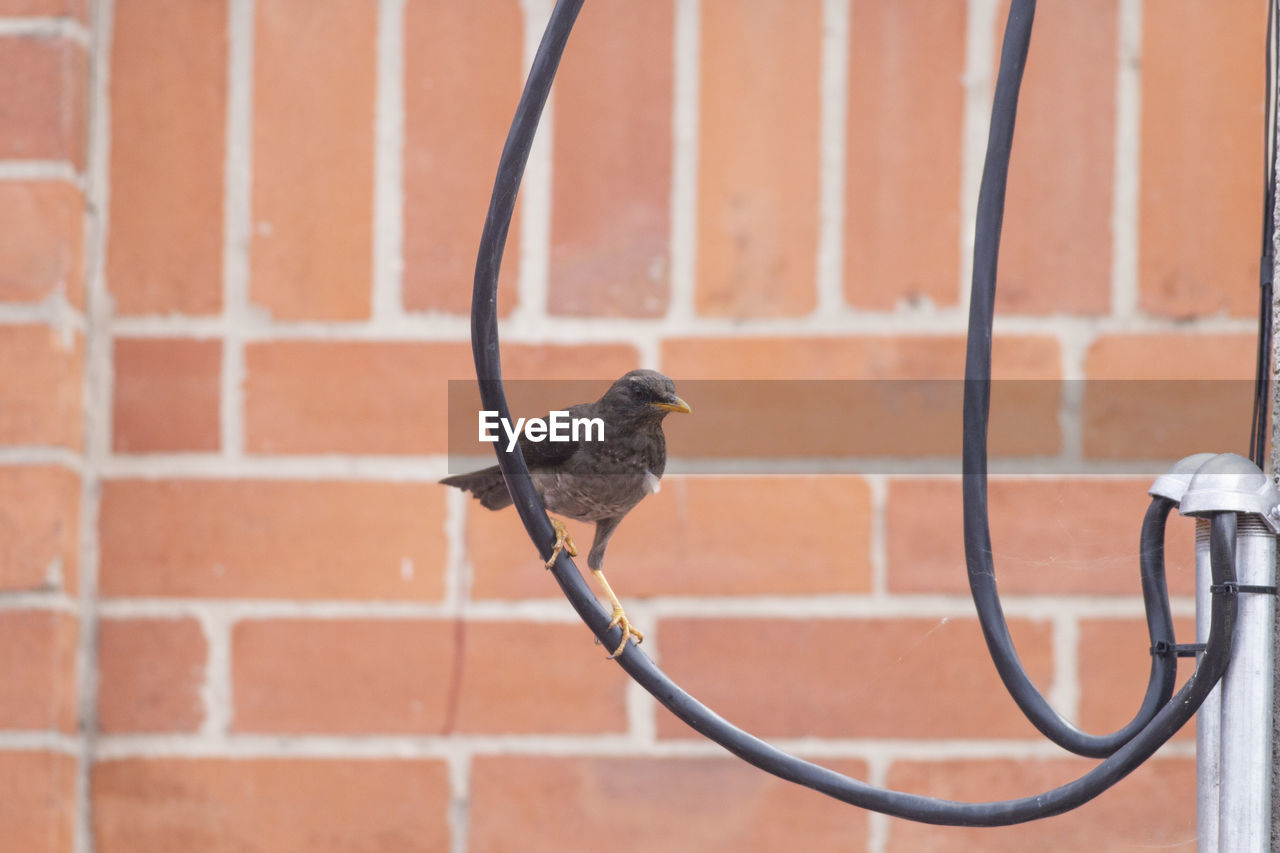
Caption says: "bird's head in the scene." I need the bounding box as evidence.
[599,369,692,421]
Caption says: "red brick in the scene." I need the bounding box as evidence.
[252,0,375,320]
[0,0,85,15]
[1078,617,1196,742]
[0,466,78,593]
[112,338,220,452]
[231,619,625,734]
[108,0,226,315]
[470,476,872,599]
[94,758,450,853]
[0,182,83,307]
[661,336,1061,458]
[662,335,1061,379]
[0,325,82,448]
[845,0,965,309]
[697,0,821,317]
[99,479,446,600]
[997,0,1114,314]
[0,37,86,165]
[470,756,870,852]
[0,610,77,732]
[1083,334,1256,459]
[550,0,672,317]
[1141,2,1262,318]
[886,757,1194,850]
[887,478,1197,597]
[656,617,1052,739]
[98,618,206,733]
[246,340,639,454]
[0,752,75,853]
[403,0,521,316]
[1086,333,1256,380]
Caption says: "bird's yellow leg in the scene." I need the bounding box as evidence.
[591,568,644,658]
[545,518,578,569]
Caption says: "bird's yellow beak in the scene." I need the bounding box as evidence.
[650,396,692,414]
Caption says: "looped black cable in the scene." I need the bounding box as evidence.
[467,0,1237,825]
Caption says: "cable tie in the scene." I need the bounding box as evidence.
[1150,640,1206,658]
[1209,582,1278,596]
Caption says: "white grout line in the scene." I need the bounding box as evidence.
[442,488,469,613]
[0,446,82,469]
[0,591,79,612]
[372,0,406,321]
[513,0,554,324]
[0,16,90,44]
[85,731,1198,761]
[815,0,850,318]
[74,1,114,850]
[1111,0,1143,318]
[104,306,1261,343]
[195,610,234,737]
[1048,612,1080,723]
[959,0,998,310]
[666,0,700,327]
[865,755,891,853]
[91,592,1192,623]
[219,0,254,459]
[446,751,471,853]
[0,731,82,753]
[99,452,452,481]
[0,159,83,183]
[866,474,889,597]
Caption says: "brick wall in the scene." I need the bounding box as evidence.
[0,0,1269,851]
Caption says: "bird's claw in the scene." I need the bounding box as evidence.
[545,519,578,569]
[603,606,644,658]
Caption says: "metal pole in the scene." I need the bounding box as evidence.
[1219,516,1277,853]
[1197,518,1222,853]
[1180,453,1280,852]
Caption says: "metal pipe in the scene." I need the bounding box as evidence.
[1195,518,1221,853]
[1217,515,1276,853]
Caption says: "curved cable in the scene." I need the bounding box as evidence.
[960,0,1184,758]
[466,0,1236,824]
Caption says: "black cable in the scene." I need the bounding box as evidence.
[1250,0,1278,467]
[467,0,1236,825]
[960,1,1184,758]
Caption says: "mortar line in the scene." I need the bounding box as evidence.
[866,474,889,598]
[865,755,891,853]
[74,0,114,849]
[666,0,700,326]
[0,160,83,183]
[372,0,406,321]
[195,609,233,737]
[447,751,471,853]
[0,16,90,43]
[1111,0,1143,318]
[87,731,1197,761]
[815,0,850,318]
[219,0,254,459]
[1048,611,1081,723]
[104,308,1262,342]
[514,0,554,323]
[959,0,998,310]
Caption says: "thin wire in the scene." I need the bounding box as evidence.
[1250,0,1277,466]
[465,0,1236,825]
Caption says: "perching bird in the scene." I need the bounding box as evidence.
[442,369,691,656]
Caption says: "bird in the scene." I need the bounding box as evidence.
[442,369,691,657]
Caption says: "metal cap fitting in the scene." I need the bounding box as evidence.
[1178,452,1280,533]
[1149,452,1220,504]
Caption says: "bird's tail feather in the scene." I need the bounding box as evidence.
[440,466,513,511]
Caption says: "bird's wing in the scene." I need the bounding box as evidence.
[515,402,590,469]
